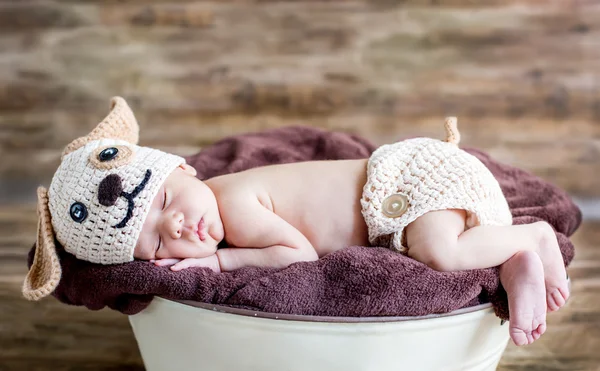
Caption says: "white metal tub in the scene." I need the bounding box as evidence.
[129,297,509,371]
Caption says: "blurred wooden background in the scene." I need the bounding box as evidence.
[1,0,599,370]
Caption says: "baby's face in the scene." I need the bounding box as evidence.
[134,164,224,261]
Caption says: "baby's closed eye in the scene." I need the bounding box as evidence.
[162,187,169,210]
[155,187,168,252]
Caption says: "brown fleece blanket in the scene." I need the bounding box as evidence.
[28,126,581,319]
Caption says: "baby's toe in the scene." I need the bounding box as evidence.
[547,288,568,312]
[510,328,533,346]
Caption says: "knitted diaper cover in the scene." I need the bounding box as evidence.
[360,118,513,253]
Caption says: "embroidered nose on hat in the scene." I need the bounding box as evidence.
[98,174,124,206]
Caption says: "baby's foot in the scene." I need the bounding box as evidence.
[534,222,570,312]
[499,250,547,346]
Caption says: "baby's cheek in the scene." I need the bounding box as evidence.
[132,243,144,260]
[133,231,154,260]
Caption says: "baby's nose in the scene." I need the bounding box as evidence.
[167,211,184,239]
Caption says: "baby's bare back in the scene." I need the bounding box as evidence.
[212,159,370,256]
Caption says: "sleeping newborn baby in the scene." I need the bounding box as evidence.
[24,97,569,347]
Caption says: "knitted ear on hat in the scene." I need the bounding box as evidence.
[62,96,139,158]
[22,187,62,301]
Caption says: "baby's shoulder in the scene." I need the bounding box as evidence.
[208,173,262,200]
[212,180,273,246]
[208,175,269,218]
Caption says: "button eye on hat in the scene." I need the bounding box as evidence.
[89,144,135,170]
[69,202,88,223]
[99,147,119,161]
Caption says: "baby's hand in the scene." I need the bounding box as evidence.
[151,255,221,273]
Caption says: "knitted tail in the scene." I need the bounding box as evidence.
[444,117,460,145]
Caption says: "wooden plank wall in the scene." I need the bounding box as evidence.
[1,1,598,370]
[1,0,599,199]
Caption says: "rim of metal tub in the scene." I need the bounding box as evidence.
[171,298,498,324]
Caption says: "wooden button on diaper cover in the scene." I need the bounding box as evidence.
[381,193,409,218]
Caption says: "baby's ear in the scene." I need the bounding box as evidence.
[179,163,197,177]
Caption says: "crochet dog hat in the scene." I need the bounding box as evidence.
[23,97,185,300]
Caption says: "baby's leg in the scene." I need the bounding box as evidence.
[406,209,536,270]
[406,210,569,310]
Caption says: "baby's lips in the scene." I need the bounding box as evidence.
[197,218,206,241]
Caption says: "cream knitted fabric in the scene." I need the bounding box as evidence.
[47,97,185,264]
[360,118,513,253]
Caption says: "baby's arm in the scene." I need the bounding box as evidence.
[215,195,319,271]
[161,193,318,272]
